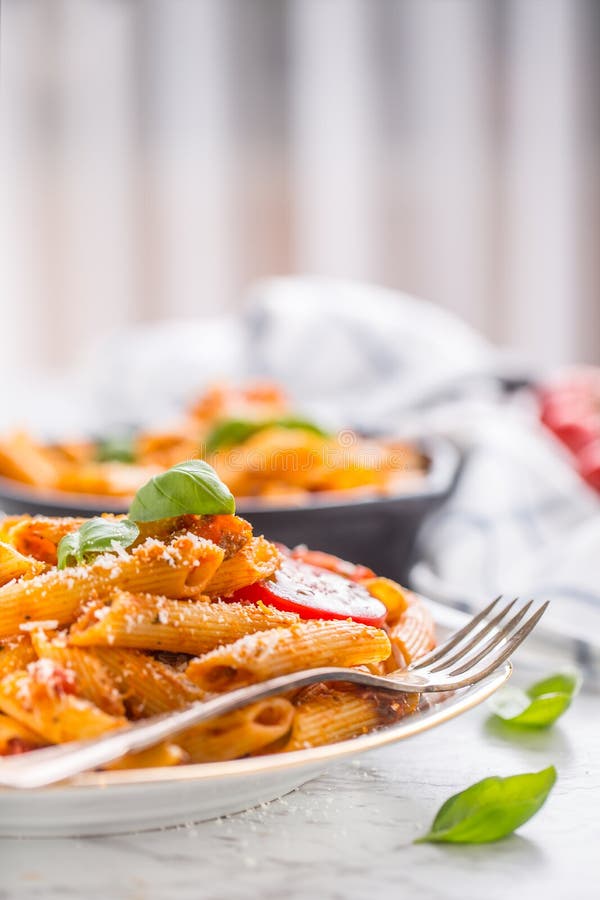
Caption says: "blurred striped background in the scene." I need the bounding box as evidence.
[1,0,599,382]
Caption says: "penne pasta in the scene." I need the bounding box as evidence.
[175,698,294,762]
[213,426,329,496]
[0,712,47,755]
[204,536,281,597]
[0,634,37,678]
[386,596,435,669]
[31,631,125,717]
[69,591,299,655]
[0,662,127,743]
[185,620,392,692]
[284,683,419,751]
[57,461,160,498]
[0,541,46,586]
[0,533,224,638]
[0,431,59,487]
[0,516,21,542]
[2,515,85,565]
[135,428,200,470]
[106,742,187,770]
[85,647,203,718]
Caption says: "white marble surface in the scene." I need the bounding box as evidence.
[1,674,597,900]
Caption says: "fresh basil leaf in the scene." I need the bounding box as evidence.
[205,419,266,453]
[205,416,328,453]
[490,689,572,728]
[57,518,139,569]
[489,670,581,729]
[274,416,329,437]
[527,671,581,698]
[96,435,136,464]
[128,459,235,522]
[56,532,82,570]
[415,766,556,844]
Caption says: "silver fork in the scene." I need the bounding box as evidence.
[0,596,547,788]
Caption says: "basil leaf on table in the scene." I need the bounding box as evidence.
[489,671,581,729]
[128,460,235,522]
[95,435,136,464]
[57,518,139,569]
[205,416,328,453]
[415,766,557,844]
[527,672,581,697]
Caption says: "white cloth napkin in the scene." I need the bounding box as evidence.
[240,279,600,665]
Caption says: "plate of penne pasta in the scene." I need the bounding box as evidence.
[0,460,505,836]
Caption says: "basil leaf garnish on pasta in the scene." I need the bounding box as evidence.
[128,459,235,522]
[57,518,139,569]
[95,435,136,464]
[205,417,328,453]
[415,767,557,844]
[489,671,581,729]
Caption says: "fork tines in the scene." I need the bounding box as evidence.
[411,596,549,686]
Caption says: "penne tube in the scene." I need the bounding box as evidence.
[0,534,224,638]
[175,698,294,762]
[212,427,328,495]
[0,634,36,678]
[56,461,160,498]
[105,742,187,770]
[0,516,21,542]
[189,380,288,423]
[185,620,392,692]
[386,598,435,669]
[2,515,85,565]
[0,662,127,743]
[0,542,46,586]
[283,683,419,751]
[0,711,47,755]
[134,427,200,470]
[86,647,203,718]
[204,536,281,597]
[70,591,299,655]
[31,631,125,717]
[0,431,59,487]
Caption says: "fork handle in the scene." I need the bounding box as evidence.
[0,667,433,789]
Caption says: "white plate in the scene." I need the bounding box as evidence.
[0,602,511,837]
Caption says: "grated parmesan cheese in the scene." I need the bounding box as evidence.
[19,620,59,632]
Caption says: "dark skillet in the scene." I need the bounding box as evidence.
[0,436,460,583]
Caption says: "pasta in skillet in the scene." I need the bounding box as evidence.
[0,381,426,504]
